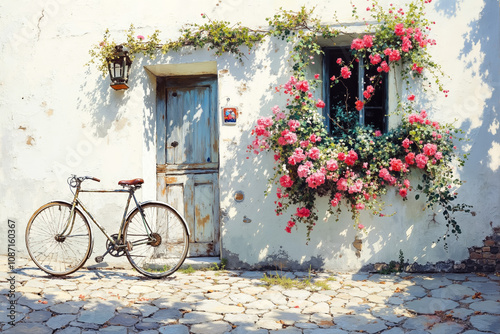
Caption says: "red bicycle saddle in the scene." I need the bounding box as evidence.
[118,178,144,186]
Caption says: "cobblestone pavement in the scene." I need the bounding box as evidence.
[1,256,499,334]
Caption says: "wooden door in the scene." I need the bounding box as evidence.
[156,76,219,257]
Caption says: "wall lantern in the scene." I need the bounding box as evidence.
[107,45,132,90]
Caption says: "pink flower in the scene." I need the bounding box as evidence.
[389,49,401,62]
[309,134,321,143]
[336,58,343,65]
[389,158,403,172]
[306,172,326,188]
[394,23,405,36]
[358,224,365,229]
[285,220,296,232]
[351,38,365,50]
[348,179,363,194]
[374,130,382,137]
[345,150,358,166]
[298,163,311,178]
[399,188,408,197]
[377,61,390,73]
[363,34,373,48]
[257,117,274,128]
[337,178,348,191]
[295,80,309,92]
[341,66,352,79]
[408,94,415,101]
[435,151,443,160]
[254,125,269,137]
[295,207,311,218]
[337,152,346,161]
[356,203,365,210]
[288,148,306,165]
[281,130,298,145]
[279,175,294,188]
[314,74,320,79]
[405,152,415,165]
[401,36,412,52]
[403,138,413,148]
[300,140,310,148]
[355,100,364,111]
[288,120,300,132]
[379,168,391,180]
[412,63,423,74]
[330,75,336,81]
[307,147,321,160]
[415,153,428,169]
[326,159,338,171]
[423,143,438,156]
[137,35,145,40]
[369,54,382,65]
[316,99,326,108]
[404,179,411,188]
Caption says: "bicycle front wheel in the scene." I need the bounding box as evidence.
[124,202,189,278]
[26,202,92,276]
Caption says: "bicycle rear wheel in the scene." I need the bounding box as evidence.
[124,202,189,278]
[26,202,92,276]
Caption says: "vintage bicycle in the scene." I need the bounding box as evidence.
[25,175,190,278]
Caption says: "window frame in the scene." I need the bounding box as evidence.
[322,46,389,135]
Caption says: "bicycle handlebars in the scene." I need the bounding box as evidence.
[68,175,100,188]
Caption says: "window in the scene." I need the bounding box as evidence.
[322,47,388,135]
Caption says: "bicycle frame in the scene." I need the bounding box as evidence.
[60,182,153,248]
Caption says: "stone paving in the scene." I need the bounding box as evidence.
[1,255,499,334]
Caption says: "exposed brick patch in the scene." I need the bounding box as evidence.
[362,227,500,273]
[466,227,500,272]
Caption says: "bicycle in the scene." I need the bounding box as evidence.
[25,175,190,278]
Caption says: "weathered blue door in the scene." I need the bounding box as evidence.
[156,76,219,257]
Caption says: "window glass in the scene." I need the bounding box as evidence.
[323,47,388,134]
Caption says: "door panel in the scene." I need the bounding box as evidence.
[156,75,219,257]
[166,87,216,166]
[157,172,219,257]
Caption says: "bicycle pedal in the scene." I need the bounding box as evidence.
[95,256,104,263]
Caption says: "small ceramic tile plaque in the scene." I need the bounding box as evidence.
[223,107,238,125]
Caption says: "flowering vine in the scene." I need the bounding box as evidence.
[248,0,471,244]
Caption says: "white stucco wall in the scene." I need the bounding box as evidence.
[0,0,498,271]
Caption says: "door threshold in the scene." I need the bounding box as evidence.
[182,257,221,270]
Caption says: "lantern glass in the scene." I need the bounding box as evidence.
[107,45,132,90]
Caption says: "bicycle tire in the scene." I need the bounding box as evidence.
[124,202,189,278]
[25,201,92,276]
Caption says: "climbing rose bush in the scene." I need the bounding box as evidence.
[249,76,468,240]
[249,0,470,242]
